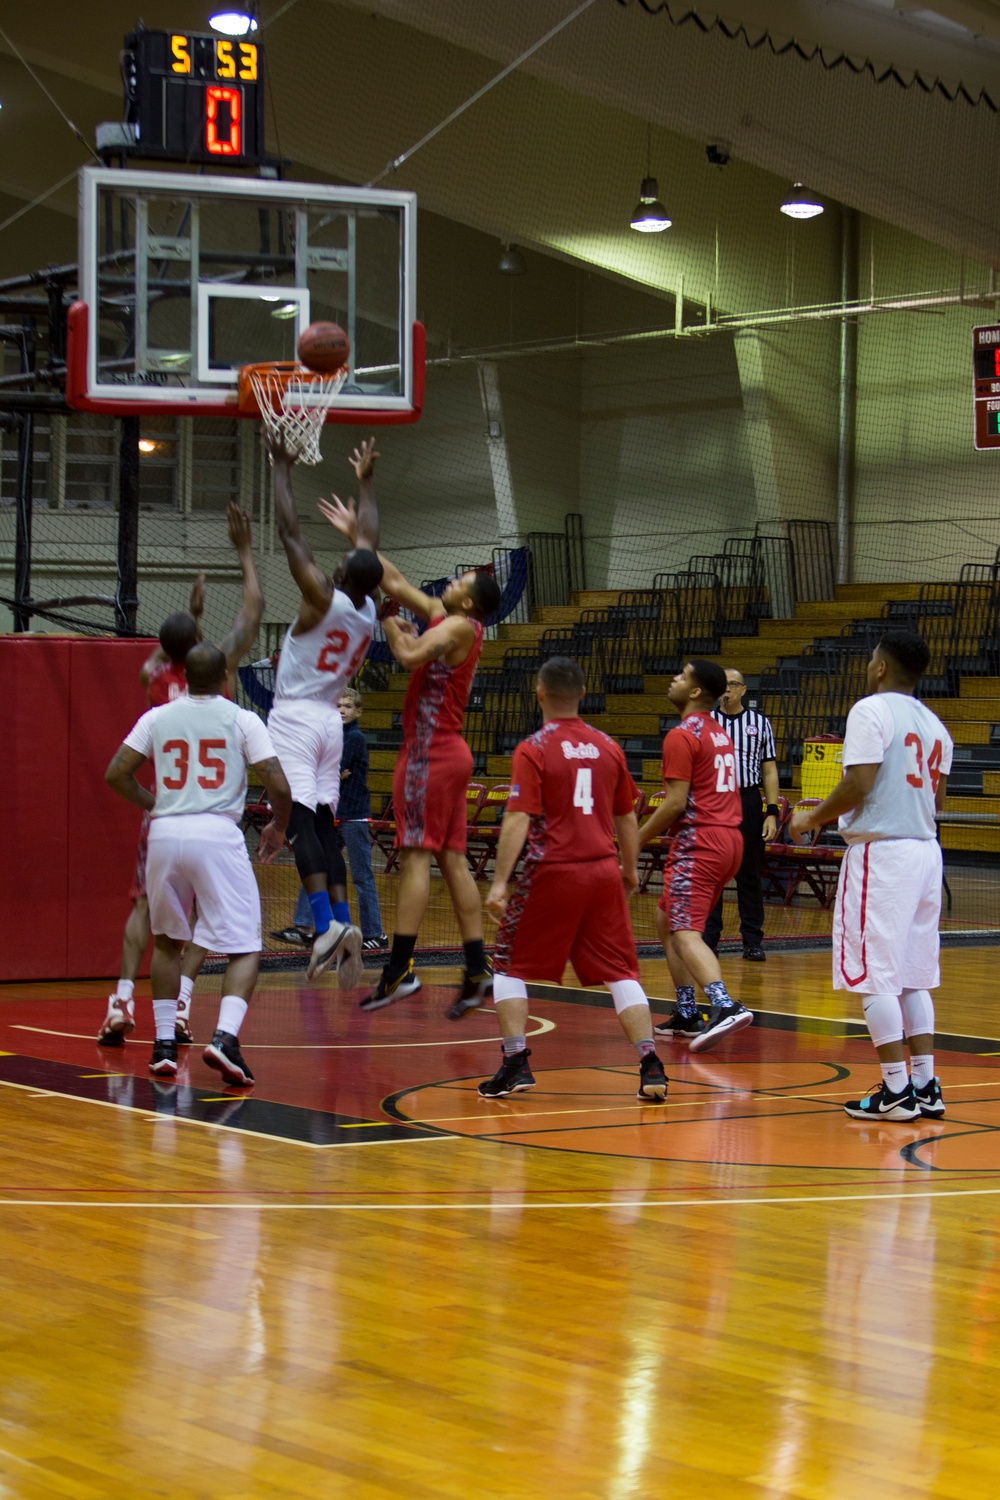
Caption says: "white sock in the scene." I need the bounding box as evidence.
[152,999,176,1041]
[880,1060,909,1094]
[217,994,248,1038]
[910,1054,934,1089]
[115,979,135,1004]
[176,975,194,1016]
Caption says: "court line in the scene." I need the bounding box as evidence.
[7,1017,555,1050]
[3,1185,1000,1211]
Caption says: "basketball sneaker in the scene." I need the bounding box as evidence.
[362,934,389,952]
[914,1077,946,1118]
[270,925,314,948]
[448,969,493,1021]
[203,1030,254,1087]
[637,1052,668,1101]
[98,994,135,1047]
[478,1049,535,1098]
[305,919,356,982]
[843,1080,920,1122]
[149,1038,178,1077]
[687,1001,753,1054]
[334,926,365,991]
[175,998,194,1045]
[654,1007,706,1040]
[359,961,423,1012]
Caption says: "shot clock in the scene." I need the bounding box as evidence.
[122,27,266,165]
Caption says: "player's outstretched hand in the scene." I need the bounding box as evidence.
[317,494,358,544]
[226,502,253,553]
[391,617,419,639]
[263,429,295,469]
[189,570,206,620]
[257,820,286,863]
[486,881,509,922]
[349,437,378,481]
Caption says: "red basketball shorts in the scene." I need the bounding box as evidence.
[128,811,152,901]
[394,733,473,852]
[659,824,743,933]
[494,855,640,988]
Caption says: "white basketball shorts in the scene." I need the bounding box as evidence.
[267,700,343,813]
[833,836,942,994]
[146,813,262,954]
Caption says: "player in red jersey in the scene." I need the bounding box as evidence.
[479,656,668,1100]
[318,492,502,1015]
[638,659,753,1054]
[98,504,263,1047]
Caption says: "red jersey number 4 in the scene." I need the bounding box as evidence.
[904,733,943,793]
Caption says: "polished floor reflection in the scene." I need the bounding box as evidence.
[0,949,998,1498]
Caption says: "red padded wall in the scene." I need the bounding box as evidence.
[0,637,155,981]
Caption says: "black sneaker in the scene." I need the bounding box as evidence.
[149,1037,178,1077]
[688,1001,753,1054]
[742,945,766,962]
[637,1051,668,1101]
[270,925,314,948]
[478,1049,535,1098]
[844,1079,920,1122]
[359,961,423,1012]
[362,934,388,952]
[448,969,493,1021]
[914,1076,945,1118]
[654,1007,706,1039]
[203,1030,254,1087]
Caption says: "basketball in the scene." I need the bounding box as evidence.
[297,321,350,374]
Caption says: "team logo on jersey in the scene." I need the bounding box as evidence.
[561,741,600,760]
[710,731,731,749]
[746,725,758,736]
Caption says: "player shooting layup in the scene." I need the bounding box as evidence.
[106,643,292,1085]
[482,656,669,1102]
[268,435,383,985]
[318,495,501,1015]
[99,504,264,1047]
[791,630,954,1122]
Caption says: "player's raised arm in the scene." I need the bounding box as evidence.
[383,611,474,671]
[349,438,380,553]
[316,494,443,622]
[268,434,333,617]
[218,503,264,677]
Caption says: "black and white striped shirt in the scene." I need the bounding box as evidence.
[710,707,777,790]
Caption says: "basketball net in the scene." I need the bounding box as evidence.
[241,362,349,464]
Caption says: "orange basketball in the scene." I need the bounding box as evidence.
[297,321,350,374]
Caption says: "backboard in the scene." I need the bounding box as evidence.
[67,167,423,424]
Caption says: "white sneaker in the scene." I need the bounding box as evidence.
[306,920,354,982]
[98,994,135,1047]
[334,925,365,990]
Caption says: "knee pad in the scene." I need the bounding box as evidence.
[861,992,904,1049]
[315,804,347,887]
[901,987,935,1039]
[493,975,528,1004]
[286,803,328,879]
[608,979,648,1016]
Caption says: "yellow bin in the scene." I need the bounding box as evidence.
[801,738,843,798]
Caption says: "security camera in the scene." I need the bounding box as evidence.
[706,143,731,167]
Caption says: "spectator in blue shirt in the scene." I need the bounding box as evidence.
[275,687,388,951]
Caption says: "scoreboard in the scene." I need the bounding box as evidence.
[122,28,266,166]
[973,325,1000,450]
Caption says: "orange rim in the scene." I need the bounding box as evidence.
[237,360,335,416]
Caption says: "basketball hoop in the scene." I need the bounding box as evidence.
[238,361,348,464]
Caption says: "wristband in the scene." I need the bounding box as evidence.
[766,804,779,818]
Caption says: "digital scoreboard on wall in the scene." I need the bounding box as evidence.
[973,325,1000,449]
[122,28,265,165]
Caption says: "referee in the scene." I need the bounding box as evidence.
[705,668,780,961]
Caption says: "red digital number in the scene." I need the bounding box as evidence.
[904,732,924,788]
[993,348,1000,379]
[317,629,349,673]
[197,739,227,790]
[161,739,190,790]
[205,85,242,157]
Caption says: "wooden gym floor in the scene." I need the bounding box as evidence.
[1,948,999,1498]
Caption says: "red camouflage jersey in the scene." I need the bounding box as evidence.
[401,616,484,742]
[147,659,188,707]
[509,717,638,864]
[661,711,741,830]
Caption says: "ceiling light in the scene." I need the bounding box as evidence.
[271,302,299,320]
[498,244,527,275]
[780,183,824,220]
[630,179,672,233]
[138,439,158,453]
[260,293,282,302]
[209,9,258,36]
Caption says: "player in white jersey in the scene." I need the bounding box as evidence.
[268,435,383,985]
[106,643,292,1085]
[791,630,954,1123]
